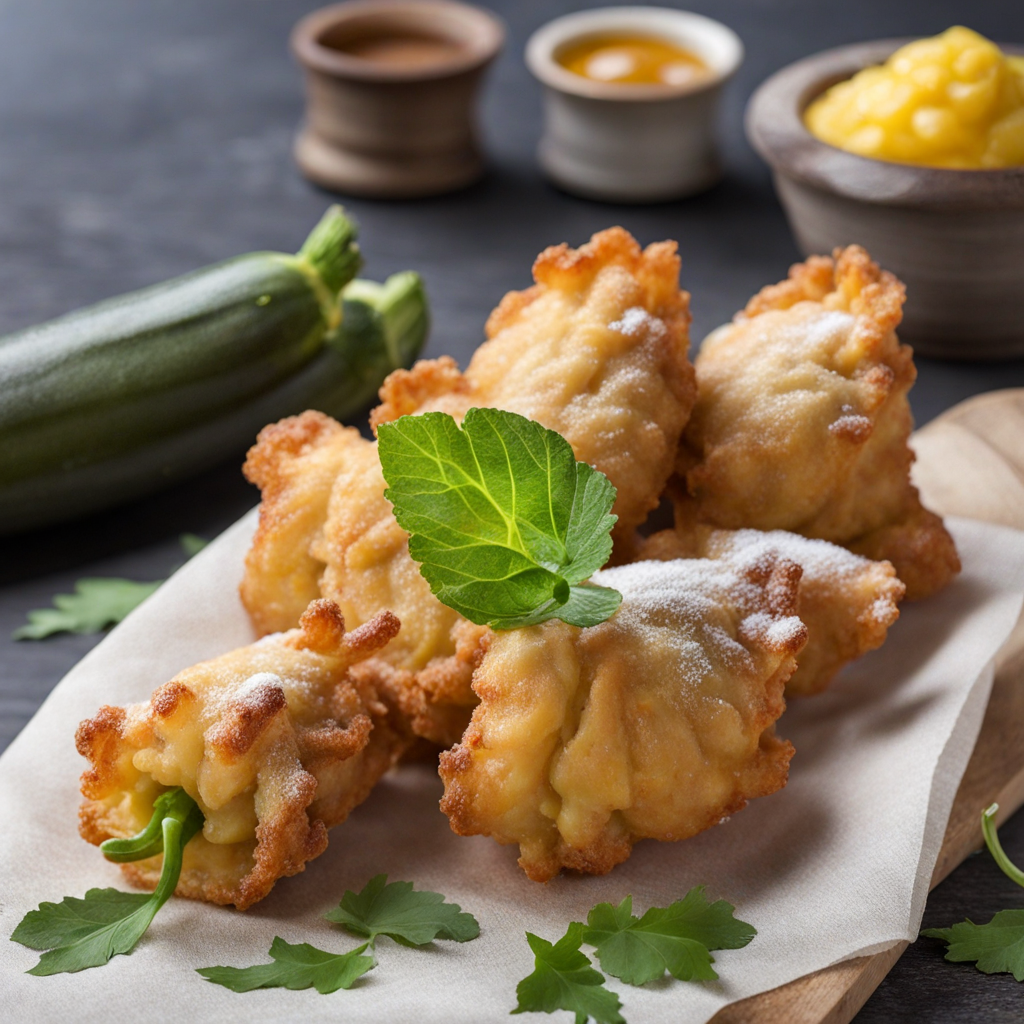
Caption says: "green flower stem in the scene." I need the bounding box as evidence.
[100,787,201,863]
[139,793,204,929]
[152,810,195,906]
[982,803,1024,889]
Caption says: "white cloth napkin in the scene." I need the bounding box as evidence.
[1,514,1022,1024]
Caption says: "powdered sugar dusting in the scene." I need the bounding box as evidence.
[593,557,801,665]
[231,672,284,704]
[608,306,666,340]
[705,528,873,584]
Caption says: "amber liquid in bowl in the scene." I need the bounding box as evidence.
[557,33,710,87]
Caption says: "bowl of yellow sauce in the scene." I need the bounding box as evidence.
[526,8,743,202]
[556,33,712,89]
[747,27,1024,359]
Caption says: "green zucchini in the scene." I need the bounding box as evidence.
[0,208,425,534]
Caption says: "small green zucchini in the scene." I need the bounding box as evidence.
[0,209,425,534]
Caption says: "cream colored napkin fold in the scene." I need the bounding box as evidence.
[1,515,1022,1024]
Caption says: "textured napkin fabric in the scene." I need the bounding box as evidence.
[1,515,1023,1024]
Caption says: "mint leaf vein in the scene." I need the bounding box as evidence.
[377,408,621,629]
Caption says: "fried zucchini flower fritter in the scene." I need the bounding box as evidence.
[639,522,905,696]
[76,600,404,909]
[241,226,696,746]
[440,556,807,882]
[678,245,959,600]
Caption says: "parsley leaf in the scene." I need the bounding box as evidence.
[513,923,624,1024]
[922,803,1024,981]
[13,534,208,640]
[324,874,480,947]
[922,912,1024,981]
[13,578,162,640]
[582,890,756,986]
[11,889,152,955]
[10,788,202,974]
[197,937,375,993]
[377,408,622,630]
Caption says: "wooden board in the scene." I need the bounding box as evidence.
[711,388,1024,1024]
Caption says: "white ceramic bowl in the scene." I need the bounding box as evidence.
[526,7,743,202]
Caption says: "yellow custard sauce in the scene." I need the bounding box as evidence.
[805,27,1024,168]
[557,33,710,87]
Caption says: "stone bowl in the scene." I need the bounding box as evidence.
[291,0,504,199]
[746,39,1024,360]
[526,7,743,203]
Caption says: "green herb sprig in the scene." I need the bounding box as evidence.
[325,873,480,946]
[514,923,625,1024]
[11,788,202,974]
[513,888,756,1023]
[13,578,162,640]
[583,889,757,985]
[197,938,375,994]
[198,875,480,995]
[377,408,622,630]
[14,534,208,640]
[922,803,1024,980]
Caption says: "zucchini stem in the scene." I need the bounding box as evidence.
[299,205,362,297]
[341,271,430,369]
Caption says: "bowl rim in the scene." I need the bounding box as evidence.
[291,0,505,83]
[745,38,1024,209]
[525,6,743,102]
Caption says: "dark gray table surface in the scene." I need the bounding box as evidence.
[2,0,1024,1019]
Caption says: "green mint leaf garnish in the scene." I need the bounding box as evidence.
[512,923,624,1024]
[10,788,202,974]
[197,937,375,994]
[377,408,621,630]
[582,890,756,986]
[324,874,480,947]
[13,578,162,640]
[922,804,1024,980]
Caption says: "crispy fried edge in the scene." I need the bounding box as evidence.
[370,355,470,432]
[360,619,489,749]
[372,227,694,434]
[240,411,358,636]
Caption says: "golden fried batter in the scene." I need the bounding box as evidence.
[241,414,361,636]
[76,600,404,909]
[678,246,959,600]
[440,556,806,882]
[241,227,696,745]
[639,522,904,696]
[371,226,695,543]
